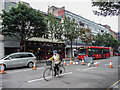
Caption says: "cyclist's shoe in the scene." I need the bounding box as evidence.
[54,71,58,76]
[54,74,56,76]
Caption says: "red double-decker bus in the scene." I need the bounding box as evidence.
[78,46,111,60]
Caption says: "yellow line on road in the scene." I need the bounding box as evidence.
[107,80,120,90]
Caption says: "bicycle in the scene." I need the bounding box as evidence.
[43,60,65,81]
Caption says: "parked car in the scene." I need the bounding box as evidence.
[114,51,120,56]
[0,52,36,70]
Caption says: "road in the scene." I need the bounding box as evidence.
[0,56,119,89]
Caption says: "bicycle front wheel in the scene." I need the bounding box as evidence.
[43,68,53,81]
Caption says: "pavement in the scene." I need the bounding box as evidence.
[0,56,119,89]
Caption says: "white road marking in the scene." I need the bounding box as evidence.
[83,67,97,71]
[27,78,44,83]
[105,63,109,65]
[77,67,97,71]
[8,67,45,73]
[37,67,45,70]
[0,87,2,90]
[27,72,72,83]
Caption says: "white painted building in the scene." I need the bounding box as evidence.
[0,0,20,57]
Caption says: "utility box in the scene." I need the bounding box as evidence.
[84,57,93,63]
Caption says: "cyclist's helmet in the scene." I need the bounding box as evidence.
[53,50,57,53]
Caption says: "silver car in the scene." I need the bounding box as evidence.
[0,52,37,70]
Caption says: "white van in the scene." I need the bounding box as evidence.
[0,52,36,69]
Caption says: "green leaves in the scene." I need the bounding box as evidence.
[46,13,63,40]
[79,28,94,45]
[63,17,79,41]
[92,1,120,16]
[92,33,120,48]
[2,2,47,40]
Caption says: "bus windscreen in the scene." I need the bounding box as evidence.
[78,48,86,55]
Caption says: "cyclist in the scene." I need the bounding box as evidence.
[48,50,61,76]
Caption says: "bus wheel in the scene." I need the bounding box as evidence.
[105,55,107,59]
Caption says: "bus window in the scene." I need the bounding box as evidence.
[78,48,86,55]
[104,49,107,54]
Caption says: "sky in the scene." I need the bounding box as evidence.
[21,0,118,32]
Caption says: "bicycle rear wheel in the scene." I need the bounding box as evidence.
[43,68,53,81]
[58,66,65,77]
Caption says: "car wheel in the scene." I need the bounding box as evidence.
[27,62,33,68]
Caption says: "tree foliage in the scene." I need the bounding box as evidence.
[62,17,80,58]
[46,13,63,50]
[79,28,94,45]
[2,2,47,51]
[92,1,120,16]
[46,13,63,40]
[61,17,95,58]
[92,33,120,49]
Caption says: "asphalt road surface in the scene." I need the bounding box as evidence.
[0,56,119,89]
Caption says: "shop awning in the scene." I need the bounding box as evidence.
[28,37,64,43]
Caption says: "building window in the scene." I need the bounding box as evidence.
[101,30,104,33]
[79,21,84,27]
[4,2,17,12]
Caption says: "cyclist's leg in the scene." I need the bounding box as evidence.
[56,62,61,71]
[56,64,59,71]
[54,65,57,76]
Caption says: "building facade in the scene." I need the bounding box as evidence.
[0,0,20,56]
[48,6,112,58]
[0,0,5,58]
[103,25,118,40]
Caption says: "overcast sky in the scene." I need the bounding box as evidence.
[21,0,118,32]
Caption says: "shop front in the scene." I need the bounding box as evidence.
[26,38,65,60]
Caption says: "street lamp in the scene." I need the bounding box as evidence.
[76,39,77,50]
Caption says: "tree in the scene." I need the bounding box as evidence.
[92,33,120,50]
[79,28,94,45]
[92,1,120,16]
[62,17,80,58]
[2,2,47,51]
[46,13,63,50]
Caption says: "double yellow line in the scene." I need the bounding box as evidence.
[107,80,120,90]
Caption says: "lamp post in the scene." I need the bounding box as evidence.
[76,39,77,50]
